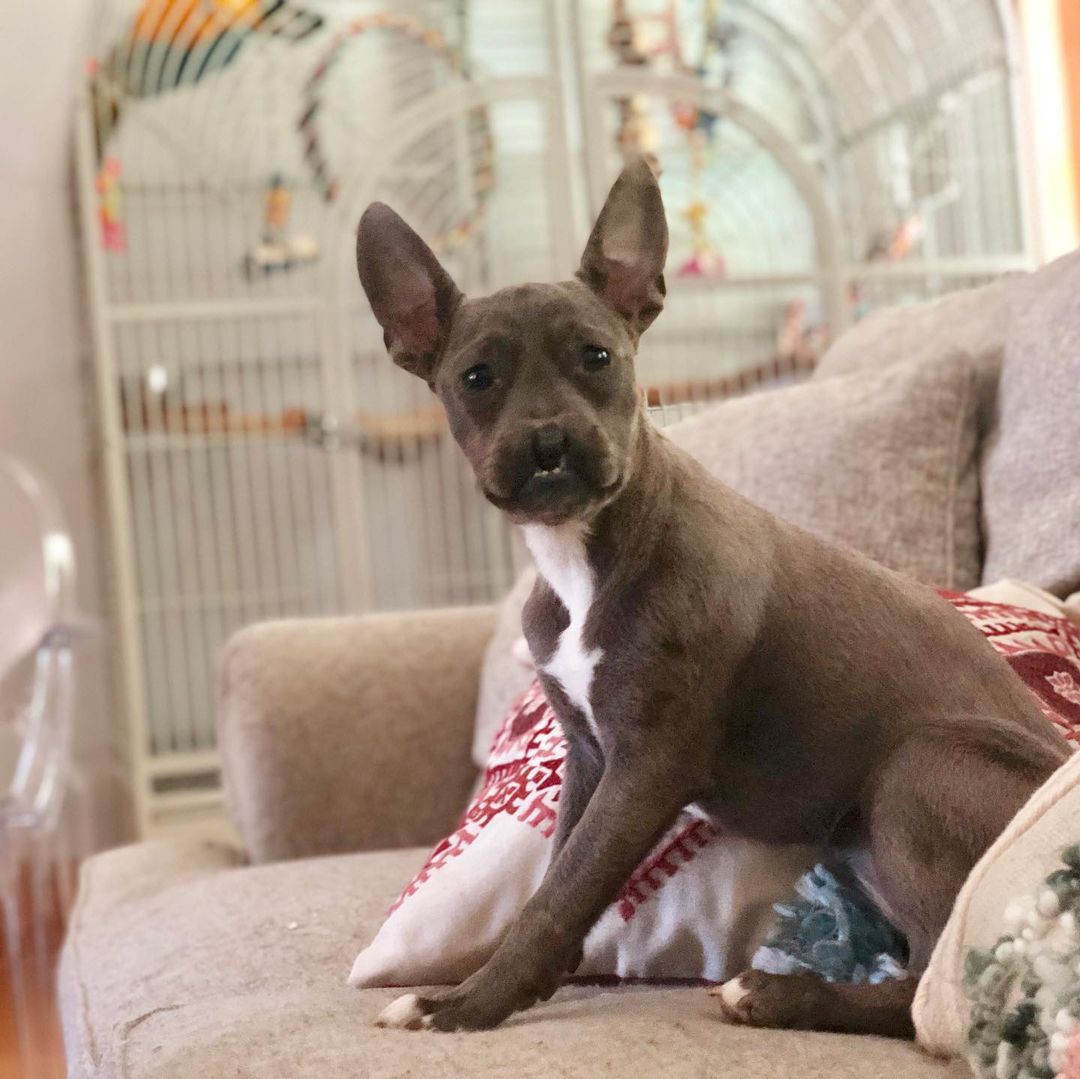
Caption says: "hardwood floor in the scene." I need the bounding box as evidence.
[0,866,69,1079]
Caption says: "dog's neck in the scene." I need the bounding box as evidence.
[520,411,673,732]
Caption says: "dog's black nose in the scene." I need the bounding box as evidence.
[531,424,567,472]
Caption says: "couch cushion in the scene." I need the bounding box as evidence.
[981,250,1080,596]
[218,608,491,862]
[667,355,981,590]
[812,276,1015,432]
[473,567,536,768]
[61,839,966,1078]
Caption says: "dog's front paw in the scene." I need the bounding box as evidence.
[709,970,820,1030]
[374,993,435,1031]
[373,990,515,1033]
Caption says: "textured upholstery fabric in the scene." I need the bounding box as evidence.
[812,276,1015,432]
[218,606,496,863]
[667,356,982,590]
[60,838,967,1079]
[981,251,1080,596]
[60,840,246,1079]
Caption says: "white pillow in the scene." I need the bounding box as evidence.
[967,578,1076,620]
[351,682,816,987]
[360,590,1080,1010]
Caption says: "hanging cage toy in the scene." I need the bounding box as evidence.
[608,0,731,278]
[297,11,496,255]
[87,0,326,261]
[671,0,729,278]
[88,0,324,159]
[94,154,128,252]
[242,173,319,279]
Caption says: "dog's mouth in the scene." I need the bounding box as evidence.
[483,468,622,524]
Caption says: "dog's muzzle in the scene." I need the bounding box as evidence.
[482,422,622,523]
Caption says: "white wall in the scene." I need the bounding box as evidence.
[1017,0,1080,261]
[0,0,130,845]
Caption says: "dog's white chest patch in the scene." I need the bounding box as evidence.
[523,522,603,739]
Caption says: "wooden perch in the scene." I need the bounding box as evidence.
[334,351,818,460]
[121,352,817,460]
[642,351,818,407]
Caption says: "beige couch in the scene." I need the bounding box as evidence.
[60,255,1080,1078]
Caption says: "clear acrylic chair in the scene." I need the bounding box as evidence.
[0,454,94,1077]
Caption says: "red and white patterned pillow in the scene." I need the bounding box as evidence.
[941,592,1080,747]
[349,595,1080,990]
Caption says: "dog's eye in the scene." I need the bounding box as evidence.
[582,345,611,373]
[461,363,495,392]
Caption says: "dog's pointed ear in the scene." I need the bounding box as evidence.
[577,158,668,337]
[356,203,462,383]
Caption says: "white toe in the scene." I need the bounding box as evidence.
[375,993,426,1029]
[718,976,749,1010]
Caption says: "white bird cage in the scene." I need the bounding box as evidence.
[76,0,1033,835]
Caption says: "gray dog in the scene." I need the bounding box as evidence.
[357,159,1067,1036]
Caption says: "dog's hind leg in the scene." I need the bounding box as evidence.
[712,970,917,1037]
[856,720,1064,976]
[715,722,1062,1037]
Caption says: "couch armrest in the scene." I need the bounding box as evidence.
[218,606,497,863]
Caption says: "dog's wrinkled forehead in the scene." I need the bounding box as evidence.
[444,280,634,363]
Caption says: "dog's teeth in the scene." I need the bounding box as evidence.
[375,993,426,1029]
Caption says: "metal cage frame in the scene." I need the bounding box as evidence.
[75,0,1035,836]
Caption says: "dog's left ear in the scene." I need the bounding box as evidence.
[356,202,462,384]
[577,157,668,338]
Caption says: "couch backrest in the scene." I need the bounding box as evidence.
[815,251,1080,597]
[813,275,1015,437]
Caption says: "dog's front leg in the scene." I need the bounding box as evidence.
[552,730,604,856]
[550,733,605,977]
[376,759,691,1032]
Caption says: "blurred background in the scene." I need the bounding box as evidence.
[0,0,1078,1069]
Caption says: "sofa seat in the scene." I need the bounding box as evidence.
[60,839,967,1078]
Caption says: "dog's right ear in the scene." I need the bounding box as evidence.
[577,157,668,339]
[356,203,462,384]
